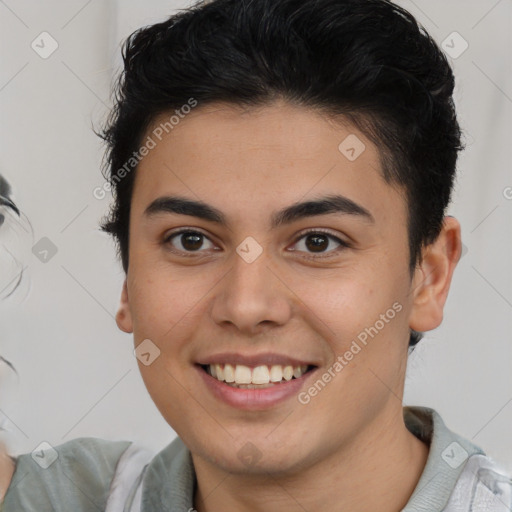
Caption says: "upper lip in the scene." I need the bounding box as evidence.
[196,352,318,368]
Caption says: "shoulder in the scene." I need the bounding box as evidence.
[403,407,512,512]
[445,454,512,511]
[140,436,195,510]
[1,437,133,512]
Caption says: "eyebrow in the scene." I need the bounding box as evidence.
[144,194,374,228]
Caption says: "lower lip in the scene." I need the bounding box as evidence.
[196,365,316,410]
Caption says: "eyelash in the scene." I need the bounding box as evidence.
[162,228,350,259]
[291,228,351,259]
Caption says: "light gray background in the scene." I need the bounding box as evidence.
[0,0,511,469]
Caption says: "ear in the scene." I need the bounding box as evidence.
[116,278,134,333]
[409,216,462,333]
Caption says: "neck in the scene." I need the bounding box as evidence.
[193,408,429,512]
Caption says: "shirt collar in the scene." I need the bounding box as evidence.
[402,406,483,511]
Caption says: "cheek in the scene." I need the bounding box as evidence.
[137,358,208,438]
[291,269,393,330]
[128,265,214,347]
[292,267,408,368]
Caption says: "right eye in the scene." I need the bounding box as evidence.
[163,229,217,254]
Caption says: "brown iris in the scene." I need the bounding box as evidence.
[180,231,203,251]
[305,234,329,252]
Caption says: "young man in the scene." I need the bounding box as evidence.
[1,0,511,510]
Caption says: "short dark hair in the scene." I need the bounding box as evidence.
[99,0,463,349]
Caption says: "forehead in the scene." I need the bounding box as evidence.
[131,101,405,225]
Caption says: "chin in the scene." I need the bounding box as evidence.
[192,434,318,478]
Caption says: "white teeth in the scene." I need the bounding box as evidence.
[283,365,294,381]
[269,365,283,382]
[252,365,270,384]
[214,364,224,381]
[234,365,252,384]
[224,364,235,382]
[206,363,310,385]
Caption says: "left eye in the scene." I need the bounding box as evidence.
[291,232,347,255]
[165,230,215,252]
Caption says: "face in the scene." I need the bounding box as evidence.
[116,100,455,475]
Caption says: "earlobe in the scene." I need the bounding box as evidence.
[409,216,462,333]
[115,278,134,333]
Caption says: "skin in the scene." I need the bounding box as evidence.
[114,99,462,511]
[0,442,15,503]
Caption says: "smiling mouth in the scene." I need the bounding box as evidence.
[200,363,316,389]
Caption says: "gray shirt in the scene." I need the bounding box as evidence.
[2,406,511,511]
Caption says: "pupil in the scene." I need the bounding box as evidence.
[182,232,203,251]
[306,234,328,252]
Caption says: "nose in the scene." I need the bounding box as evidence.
[210,248,293,336]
